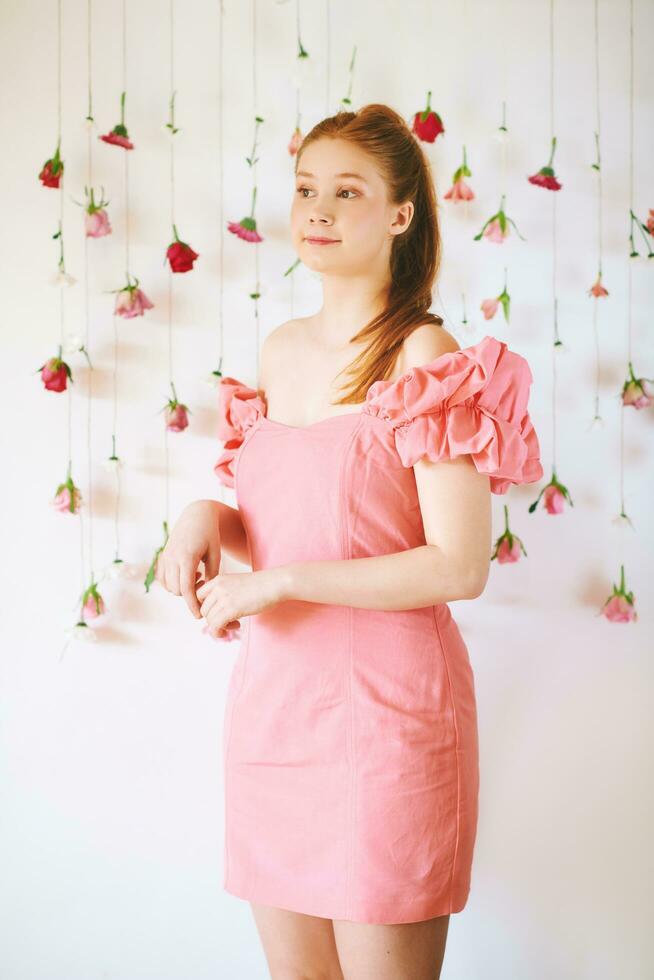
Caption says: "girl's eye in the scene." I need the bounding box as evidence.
[295,186,357,199]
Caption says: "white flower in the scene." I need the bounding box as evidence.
[205,371,224,388]
[492,127,510,145]
[611,512,636,531]
[102,456,122,473]
[50,270,78,288]
[62,332,83,354]
[68,622,98,643]
[105,558,139,580]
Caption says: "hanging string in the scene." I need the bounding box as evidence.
[324,0,330,116]
[590,0,603,425]
[82,0,95,585]
[163,0,177,530]
[253,0,261,372]
[550,0,558,474]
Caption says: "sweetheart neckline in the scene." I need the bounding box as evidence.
[258,410,367,432]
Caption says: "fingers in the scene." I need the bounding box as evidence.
[203,545,221,582]
[180,559,202,619]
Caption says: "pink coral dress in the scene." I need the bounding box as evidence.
[213,334,543,924]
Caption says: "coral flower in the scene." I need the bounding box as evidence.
[166,402,189,432]
[444,147,474,202]
[647,209,654,237]
[491,506,528,564]
[528,136,563,190]
[588,275,609,298]
[484,219,506,244]
[528,473,574,515]
[621,362,654,409]
[52,484,82,514]
[411,90,445,143]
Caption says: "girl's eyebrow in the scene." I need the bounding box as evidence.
[296,170,370,185]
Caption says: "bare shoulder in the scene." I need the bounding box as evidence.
[259,318,305,388]
[395,321,461,375]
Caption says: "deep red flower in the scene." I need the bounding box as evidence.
[166,232,200,273]
[411,90,445,143]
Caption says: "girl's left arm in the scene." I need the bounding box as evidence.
[275,451,492,610]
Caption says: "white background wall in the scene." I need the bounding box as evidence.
[1,0,653,977]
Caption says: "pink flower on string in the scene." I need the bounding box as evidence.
[621,362,654,409]
[474,196,525,245]
[444,146,474,202]
[227,218,263,243]
[83,591,106,619]
[528,473,574,515]
[161,382,191,432]
[85,209,112,238]
[646,209,654,237]
[491,506,528,564]
[166,225,200,272]
[113,276,155,318]
[481,297,499,319]
[601,564,637,623]
[52,470,82,514]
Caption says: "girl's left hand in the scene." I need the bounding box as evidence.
[195,567,288,638]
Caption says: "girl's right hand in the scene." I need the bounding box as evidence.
[154,500,222,619]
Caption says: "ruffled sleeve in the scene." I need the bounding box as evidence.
[363,335,543,495]
[214,376,267,488]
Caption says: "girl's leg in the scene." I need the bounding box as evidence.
[250,903,345,980]
[333,913,450,980]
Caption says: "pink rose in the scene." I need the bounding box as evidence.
[115,287,154,318]
[543,485,566,514]
[83,592,106,619]
[85,209,112,238]
[166,403,189,432]
[481,297,499,320]
[622,379,653,410]
[601,595,637,623]
[40,356,71,392]
[444,178,474,202]
[484,219,506,244]
[53,485,82,514]
[496,537,523,564]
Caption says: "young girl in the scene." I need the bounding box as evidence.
[156,104,543,979]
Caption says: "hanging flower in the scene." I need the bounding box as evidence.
[480,297,499,320]
[105,557,139,581]
[80,580,106,619]
[601,564,637,623]
[144,520,170,593]
[588,273,609,298]
[411,90,445,143]
[38,141,64,188]
[66,621,98,643]
[481,272,511,322]
[75,185,112,238]
[473,194,526,244]
[161,381,191,432]
[528,472,574,515]
[444,146,474,202]
[621,361,654,409]
[528,136,563,190]
[288,126,303,156]
[37,349,72,392]
[228,186,264,242]
[628,208,654,259]
[491,505,528,564]
[52,466,83,514]
[165,401,190,432]
[111,274,155,318]
[99,91,134,150]
[166,224,200,273]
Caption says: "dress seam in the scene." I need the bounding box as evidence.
[431,605,460,915]
[339,417,363,921]
[223,616,253,890]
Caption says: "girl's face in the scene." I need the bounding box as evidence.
[290,138,413,276]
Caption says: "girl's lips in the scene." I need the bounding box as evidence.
[305,237,341,245]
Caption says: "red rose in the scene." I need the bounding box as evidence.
[412,91,445,143]
[39,356,71,392]
[166,240,200,273]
